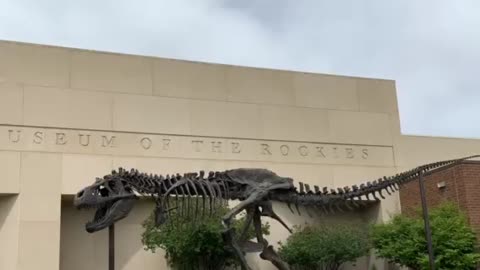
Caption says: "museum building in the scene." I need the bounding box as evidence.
[2,40,480,270]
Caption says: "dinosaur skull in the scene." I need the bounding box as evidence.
[74,175,137,233]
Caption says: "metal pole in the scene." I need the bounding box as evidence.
[109,224,115,270]
[418,170,435,270]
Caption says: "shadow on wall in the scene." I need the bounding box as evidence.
[0,194,18,229]
[270,201,384,270]
[60,196,165,270]
[0,195,20,270]
[60,194,384,270]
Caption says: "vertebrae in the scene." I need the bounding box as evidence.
[287,155,480,214]
[107,154,480,216]
[111,168,229,195]
[111,168,232,217]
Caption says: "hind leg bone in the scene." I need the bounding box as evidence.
[221,190,267,270]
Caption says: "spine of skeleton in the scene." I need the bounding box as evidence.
[112,168,228,217]
[111,155,478,216]
[273,155,479,215]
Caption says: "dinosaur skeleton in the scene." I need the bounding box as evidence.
[74,155,479,270]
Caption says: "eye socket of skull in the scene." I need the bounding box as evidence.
[98,185,109,197]
[74,175,137,233]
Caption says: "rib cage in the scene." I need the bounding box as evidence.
[111,168,233,216]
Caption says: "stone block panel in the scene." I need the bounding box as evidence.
[328,110,392,146]
[17,221,60,270]
[60,202,108,270]
[226,66,295,105]
[260,105,330,142]
[153,59,228,101]
[189,99,261,138]
[0,82,23,125]
[116,224,165,269]
[62,154,113,195]
[0,41,69,87]
[0,151,21,194]
[71,51,152,94]
[24,86,113,130]
[113,94,191,134]
[293,73,358,110]
[356,78,398,113]
[19,152,62,222]
[389,114,402,139]
[395,136,480,168]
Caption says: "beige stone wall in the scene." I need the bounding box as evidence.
[0,195,19,270]
[0,40,476,270]
[60,198,378,270]
[395,135,480,168]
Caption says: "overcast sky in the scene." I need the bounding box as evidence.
[1,0,479,138]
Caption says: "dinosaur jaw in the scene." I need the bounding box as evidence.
[85,201,115,233]
[78,198,136,233]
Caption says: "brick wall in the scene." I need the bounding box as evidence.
[399,161,480,235]
[458,163,480,235]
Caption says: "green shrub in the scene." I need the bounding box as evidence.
[141,201,269,270]
[278,224,370,270]
[371,202,480,270]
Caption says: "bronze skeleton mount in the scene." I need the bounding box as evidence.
[74,155,479,270]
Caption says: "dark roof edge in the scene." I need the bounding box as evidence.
[419,159,480,179]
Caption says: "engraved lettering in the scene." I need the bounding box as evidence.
[362,149,369,159]
[8,130,21,143]
[33,131,44,144]
[192,140,204,152]
[140,137,152,150]
[231,142,241,154]
[280,145,290,156]
[298,145,309,157]
[102,136,116,148]
[2,125,380,165]
[316,146,326,158]
[346,148,354,159]
[211,141,222,153]
[332,147,339,158]
[78,134,90,147]
[56,133,67,145]
[261,144,271,155]
[162,139,171,151]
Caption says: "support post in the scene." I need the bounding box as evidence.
[418,170,435,270]
[109,224,115,270]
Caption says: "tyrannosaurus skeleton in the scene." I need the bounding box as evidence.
[74,155,479,270]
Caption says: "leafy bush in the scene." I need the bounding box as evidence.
[141,201,269,270]
[278,224,370,270]
[371,202,480,270]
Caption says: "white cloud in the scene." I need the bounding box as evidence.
[1,0,479,138]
